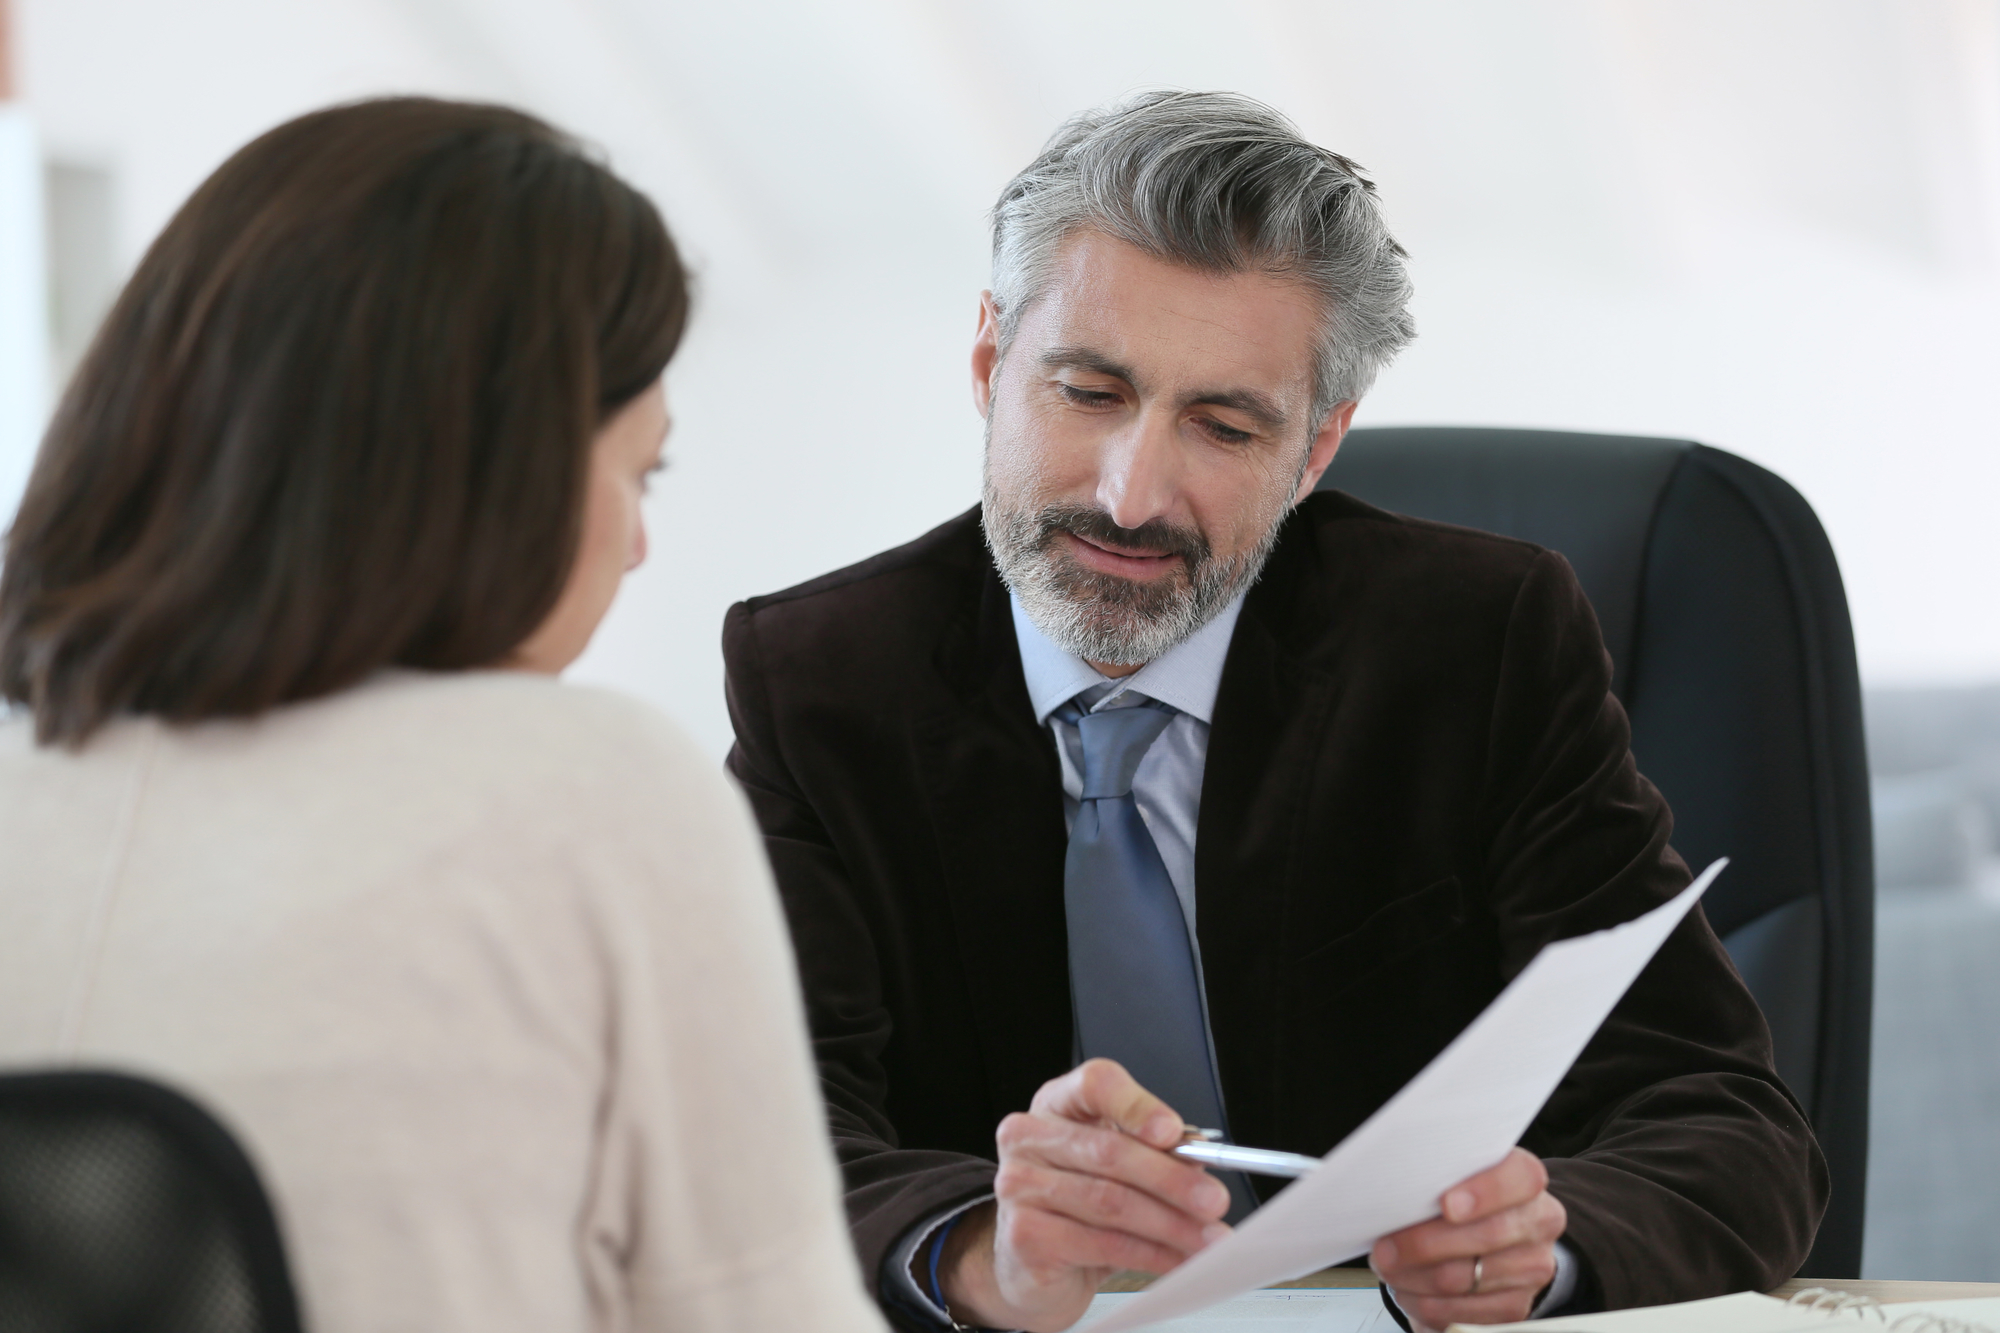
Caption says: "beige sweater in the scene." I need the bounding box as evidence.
[0,671,887,1333]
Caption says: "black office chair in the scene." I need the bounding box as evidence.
[1321,427,1874,1279]
[0,1069,303,1333]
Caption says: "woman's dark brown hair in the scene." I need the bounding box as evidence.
[0,98,688,744]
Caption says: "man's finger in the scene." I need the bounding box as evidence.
[994,1157,1229,1256]
[1375,1239,1558,1298]
[1440,1147,1549,1223]
[1375,1193,1566,1268]
[1397,1286,1544,1332]
[1030,1058,1184,1147]
[996,1112,1230,1219]
[998,1202,1201,1282]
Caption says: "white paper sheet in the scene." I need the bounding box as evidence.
[1462,1291,2000,1333]
[1468,1292,1857,1333]
[1089,859,1727,1333]
[1080,1287,1398,1333]
[1883,1300,2000,1330]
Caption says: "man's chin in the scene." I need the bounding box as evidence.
[1024,569,1209,666]
[1047,561,1192,614]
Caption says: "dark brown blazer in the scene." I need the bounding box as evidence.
[723,493,1827,1320]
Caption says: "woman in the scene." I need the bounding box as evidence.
[0,99,885,1333]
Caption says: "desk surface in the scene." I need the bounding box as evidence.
[1098,1268,2000,1303]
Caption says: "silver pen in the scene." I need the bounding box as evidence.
[1171,1125,1322,1179]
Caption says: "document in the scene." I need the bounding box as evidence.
[1081,1287,1398,1332]
[1458,1292,2000,1333]
[1466,1294,1864,1333]
[1088,860,1727,1333]
[1889,1302,2000,1331]
[1896,1296,2000,1328]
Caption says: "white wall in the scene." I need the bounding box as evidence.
[0,103,45,521]
[16,0,2000,757]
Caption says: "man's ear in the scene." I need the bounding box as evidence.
[1294,400,1358,503]
[971,292,1001,419]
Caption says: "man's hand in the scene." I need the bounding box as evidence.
[938,1059,1232,1332]
[1370,1148,1567,1333]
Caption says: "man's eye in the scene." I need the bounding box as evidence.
[1057,383,1122,407]
[1199,417,1254,445]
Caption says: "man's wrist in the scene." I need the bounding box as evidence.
[887,1198,998,1330]
[1530,1241,1581,1317]
[934,1200,1002,1327]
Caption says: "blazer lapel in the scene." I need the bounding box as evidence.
[1196,514,1339,1160]
[912,563,1075,1122]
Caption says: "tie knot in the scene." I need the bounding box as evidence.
[1062,698,1176,799]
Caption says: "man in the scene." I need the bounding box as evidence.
[724,92,1825,1333]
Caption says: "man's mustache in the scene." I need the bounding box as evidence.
[1034,505,1210,568]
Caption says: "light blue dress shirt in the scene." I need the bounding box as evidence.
[886,590,1577,1326]
[1009,588,1244,950]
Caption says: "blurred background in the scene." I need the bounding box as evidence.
[3,0,1996,1282]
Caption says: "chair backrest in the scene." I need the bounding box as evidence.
[1321,426,1874,1279]
[0,1069,303,1333]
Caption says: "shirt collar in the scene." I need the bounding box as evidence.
[1009,588,1247,727]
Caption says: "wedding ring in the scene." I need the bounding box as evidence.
[1471,1255,1485,1294]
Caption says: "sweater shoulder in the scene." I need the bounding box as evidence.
[154,671,727,841]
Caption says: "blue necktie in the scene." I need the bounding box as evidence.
[1059,695,1255,1218]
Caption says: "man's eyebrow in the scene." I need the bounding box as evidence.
[1039,346,1139,386]
[1189,387,1287,431]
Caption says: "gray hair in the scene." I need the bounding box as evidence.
[990,90,1416,424]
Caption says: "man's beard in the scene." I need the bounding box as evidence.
[982,472,1291,668]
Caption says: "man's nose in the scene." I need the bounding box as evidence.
[1094,408,1184,532]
